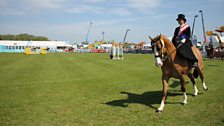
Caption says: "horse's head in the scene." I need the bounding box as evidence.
[149,34,166,67]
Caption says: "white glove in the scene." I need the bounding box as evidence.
[180,38,186,43]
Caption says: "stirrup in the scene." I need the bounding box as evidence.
[192,62,197,68]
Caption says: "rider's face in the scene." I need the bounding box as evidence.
[178,19,185,25]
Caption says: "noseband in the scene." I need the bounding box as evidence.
[152,39,165,59]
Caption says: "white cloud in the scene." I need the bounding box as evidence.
[24,0,64,9]
[0,0,67,15]
[0,0,8,6]
[0,17,147,42]
[81,0,104,3]
[110,8,132,16]
[126,0,160,11]
[0,0,104,15]
[0,0,161,15]
[99,17,147,25]
[67,4,103,14]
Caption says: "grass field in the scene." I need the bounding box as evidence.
[0,53,223,126]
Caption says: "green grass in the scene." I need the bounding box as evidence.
[0,53,223,126]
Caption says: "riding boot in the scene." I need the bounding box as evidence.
[188,60,197,68]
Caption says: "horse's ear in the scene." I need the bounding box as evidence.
[159,33,162,39]
[149,35,153,41]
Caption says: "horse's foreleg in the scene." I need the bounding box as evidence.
[180,78,188,104]
[187,73,198,96]
[182,92,188,104]
[157,75,169,113]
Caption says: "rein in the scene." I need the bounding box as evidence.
[162,40,183,62]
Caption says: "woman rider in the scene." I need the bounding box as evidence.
[172,14,198,67]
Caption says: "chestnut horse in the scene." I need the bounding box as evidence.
[149,34,208,113]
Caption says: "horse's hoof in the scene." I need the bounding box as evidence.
[204,88,208,91]
[193,94,198,97]
[181,102,187,105]
[155,110,163,113]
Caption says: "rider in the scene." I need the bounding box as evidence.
[208,41,213,49]
[172,14,198,67]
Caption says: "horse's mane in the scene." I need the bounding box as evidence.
[159,35,176,49]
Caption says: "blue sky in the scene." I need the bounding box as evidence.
[0,0,223,43]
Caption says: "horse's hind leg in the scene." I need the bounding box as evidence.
[198,68,208,91]
[187,73,198,96]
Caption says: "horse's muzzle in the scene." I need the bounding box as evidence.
[156,62,163,67]
[155,57,163,67]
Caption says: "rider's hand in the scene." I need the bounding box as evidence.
[180,39,186,43]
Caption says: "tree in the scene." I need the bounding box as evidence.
[32,36,48,41]
[220,26,224,31]
[0,33,49,41]
[0,34,16,40]
[81,41,89,45]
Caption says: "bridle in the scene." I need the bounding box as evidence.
[152,38,166,60]
[152,38,181,62]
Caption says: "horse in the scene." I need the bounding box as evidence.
[149,34,208,113]
[206,46,224,60]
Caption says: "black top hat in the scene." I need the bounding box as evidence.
[176,14,187,22]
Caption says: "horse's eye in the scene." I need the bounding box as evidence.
[156,45,161,51]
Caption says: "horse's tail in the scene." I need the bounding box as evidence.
[193,68,199,78]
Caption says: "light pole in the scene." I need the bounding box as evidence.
[191,15,198,39]
[85,21,93,44]
[102,31,105,42]
[199,10,206,51]
[123,29,131,43]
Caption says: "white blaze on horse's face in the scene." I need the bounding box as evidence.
[154,44,163,67]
